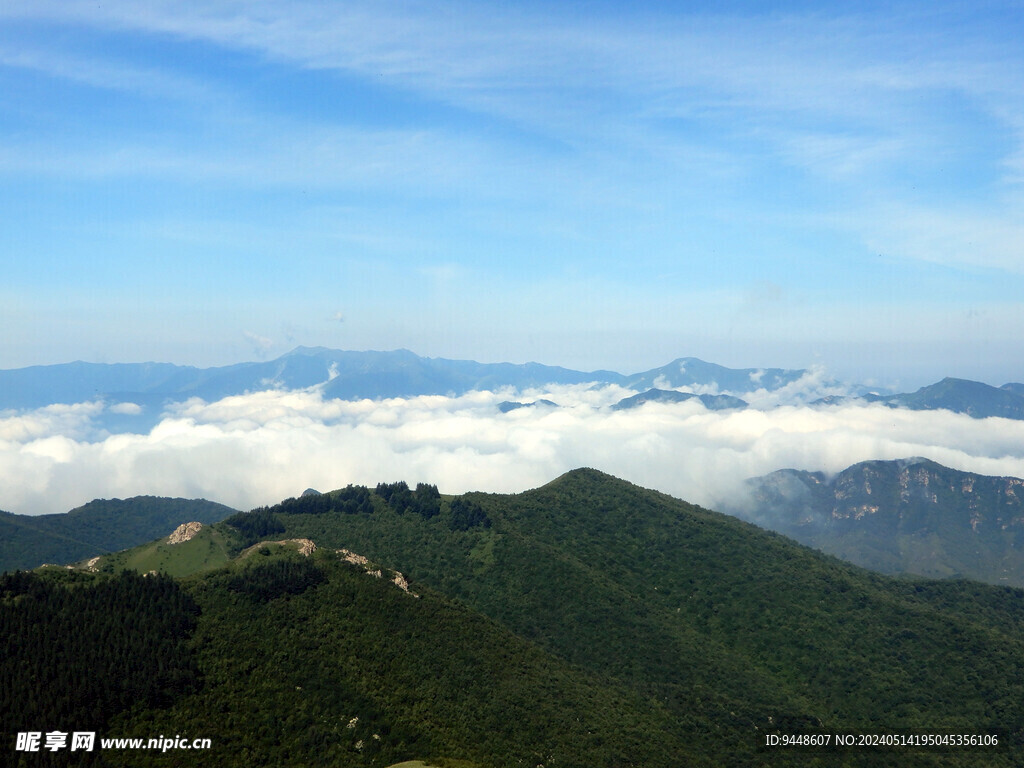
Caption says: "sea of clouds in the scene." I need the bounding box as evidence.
[4,382,1024,516]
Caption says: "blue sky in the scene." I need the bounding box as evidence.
[2,0,1023,387]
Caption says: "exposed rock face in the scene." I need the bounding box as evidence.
[336,548,417,597]
[293,538,316,557]
[391,571,412,593]
[168,521,204,544]
[249,538,317,556]
[338,548,369,566]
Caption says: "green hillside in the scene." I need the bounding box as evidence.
[252,471,1024,757]
[88,521,240,577]
[0,496,237,572]
[6,551,701,767]
[108,551,702,767]
[6,470,1024,766]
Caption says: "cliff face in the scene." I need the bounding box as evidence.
[738,458,1024,586]
[824,458,1024,531]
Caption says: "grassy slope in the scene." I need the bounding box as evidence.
[93,524,238,577]
[0,497,237,572]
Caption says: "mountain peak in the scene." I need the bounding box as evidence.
[540,467,622,490]
[282,345,332,356]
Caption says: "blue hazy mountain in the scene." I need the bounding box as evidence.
[0,347,622,411]
[815,377,1024,420]
[4,349,1021,428]
[0,348,622,434]
[0,347,812,412]
[313,348,622,400]
[884,377,1024,419]
[623,357,807,393]
[611,388,748,411]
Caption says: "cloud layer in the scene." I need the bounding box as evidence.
[4,384,1024,517]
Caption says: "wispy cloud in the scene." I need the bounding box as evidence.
[0,40,222,104]
[242,331,273,357]
[862,205,1024,274]
[3,0,1024,376]
[8,1,1023,179]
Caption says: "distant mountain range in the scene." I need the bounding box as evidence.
[497,399,559,413]
[735,457,1024,586]
[0,347,809,411]
[3,347,1023,427]
[497,389,749,413]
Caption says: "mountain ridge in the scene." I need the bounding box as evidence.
[0,347,813,411]
[7,347,1024,426]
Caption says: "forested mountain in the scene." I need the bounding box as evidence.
[736,458,1024,586]
[0,497,237,573]
[12,470,1020,766]
[1,569,199,768]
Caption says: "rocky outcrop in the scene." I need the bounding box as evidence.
[338,548,368,567]
[292,538,317,557]
[336,548,417,597]
[244,538,317,557]
[168,521,204,544]
[391,571,412,593]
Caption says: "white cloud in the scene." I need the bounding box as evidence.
[3,385,1024,518]
[735,367,853,408]
[108,402,143,415]
[0,39,222,104]
[0,402,105,443]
